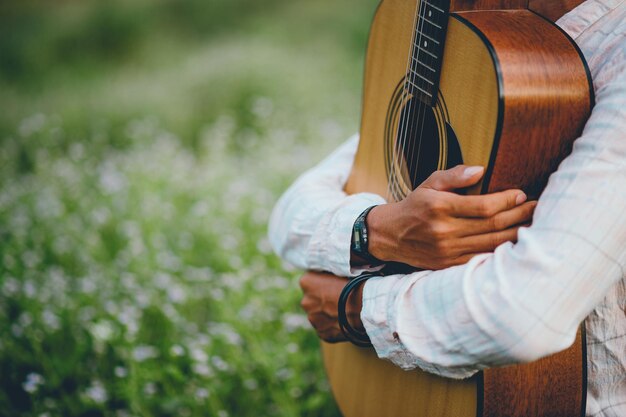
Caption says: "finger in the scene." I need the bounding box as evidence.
[453,226,522,255]
[454,201,537,236]
[420,165,484,191]
[448,189,527,218]
[307,312,335,332]
[299,271,337,291]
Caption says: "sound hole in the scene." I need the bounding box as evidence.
[384,79,463,201]
[396,97,440,189]
[446,122,462,171]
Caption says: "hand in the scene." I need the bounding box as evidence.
[366,165,537,270]
[299,271,363,343]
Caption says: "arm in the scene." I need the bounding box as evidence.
[268,134,386,277]
[304,54,626,379]
[269,137,535,276]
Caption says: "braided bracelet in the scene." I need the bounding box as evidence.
[338,273,377,347]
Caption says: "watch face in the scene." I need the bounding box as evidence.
[352,228,363,252]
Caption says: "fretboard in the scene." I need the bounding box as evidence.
[407,0,450,106]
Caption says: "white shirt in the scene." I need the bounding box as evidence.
[268,1,626,416]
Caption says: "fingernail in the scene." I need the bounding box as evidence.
[516,193,527,205]
[463,166,484,178]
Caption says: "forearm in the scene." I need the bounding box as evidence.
[362,157,626,378]
[268,135,386,276]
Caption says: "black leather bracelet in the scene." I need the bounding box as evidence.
[338,273,377,348]
[351,205,383,266]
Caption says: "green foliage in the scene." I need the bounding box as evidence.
[0,0,379,415]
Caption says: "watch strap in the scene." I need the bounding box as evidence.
[351,205,382,265]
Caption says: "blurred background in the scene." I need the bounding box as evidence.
[0,0,379,415]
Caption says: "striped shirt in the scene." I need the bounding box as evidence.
[268,1,626,415]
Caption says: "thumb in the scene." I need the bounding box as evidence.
[420,165,484,191]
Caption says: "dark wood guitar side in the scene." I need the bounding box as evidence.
[321,1,593,416]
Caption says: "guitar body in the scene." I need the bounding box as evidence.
[324,2,593,417]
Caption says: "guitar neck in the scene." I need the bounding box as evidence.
[408,0,450,106]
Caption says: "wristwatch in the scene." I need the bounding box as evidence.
[351,205,382,265]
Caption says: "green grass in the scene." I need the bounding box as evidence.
[0,0,379,415]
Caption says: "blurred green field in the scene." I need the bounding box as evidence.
[0,1,378,415]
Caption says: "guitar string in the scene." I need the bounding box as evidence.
[397,0,425,202]
[413,0,446,191]
[408,0,431,195]
[392,1,420,203]
[388,0,421,203]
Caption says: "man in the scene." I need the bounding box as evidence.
[268,1,625,416]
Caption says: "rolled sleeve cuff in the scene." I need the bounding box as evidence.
[361,273,478,380]
[306,192,386,277]
[361,274,417,368]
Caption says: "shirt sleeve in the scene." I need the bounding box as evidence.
[361,32,626,379]
[268,134,387,277]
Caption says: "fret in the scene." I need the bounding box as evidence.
[411,69,434,85]
[412,57,436,73]
[420,7,444,22]
[406,79,432,98]
[423,17,442,30]
[418,31,439,45]
[413,43,438,59]
[423,0,444,13]
[419,5,445,23]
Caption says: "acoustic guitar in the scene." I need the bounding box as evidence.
[322,1,593,416]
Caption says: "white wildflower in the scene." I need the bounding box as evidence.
[192,363,213,377]
[18,113,47,137]
[69,142,84,161]
[98,162,127,194]
[18,313,33,328]
[190,200,209,217]
[228,255,243,269]
[220,235,239,251]
[190,347,208,363]
[23,280,36,298]
[251,97,274,119]
[42,309,60,331]
[276,368,294,381]
[168,285,186,303]
[143,382,157,396]
[256,237,272,254]
[132,345,158,362]
[85,380,108,404]
[2,277,20,296]
[243,378,258,390]
[194,387,209,400]
[22,373,45,394]
[282,313,310,332]
[211,356,229,372]
[90,321,114,342]
[210,288,224,301]
[170,345,184,357]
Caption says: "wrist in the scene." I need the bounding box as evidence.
[350,205,384,266]
[338,273,374,346]
[347,283,365,332]
[366,204,396,263]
